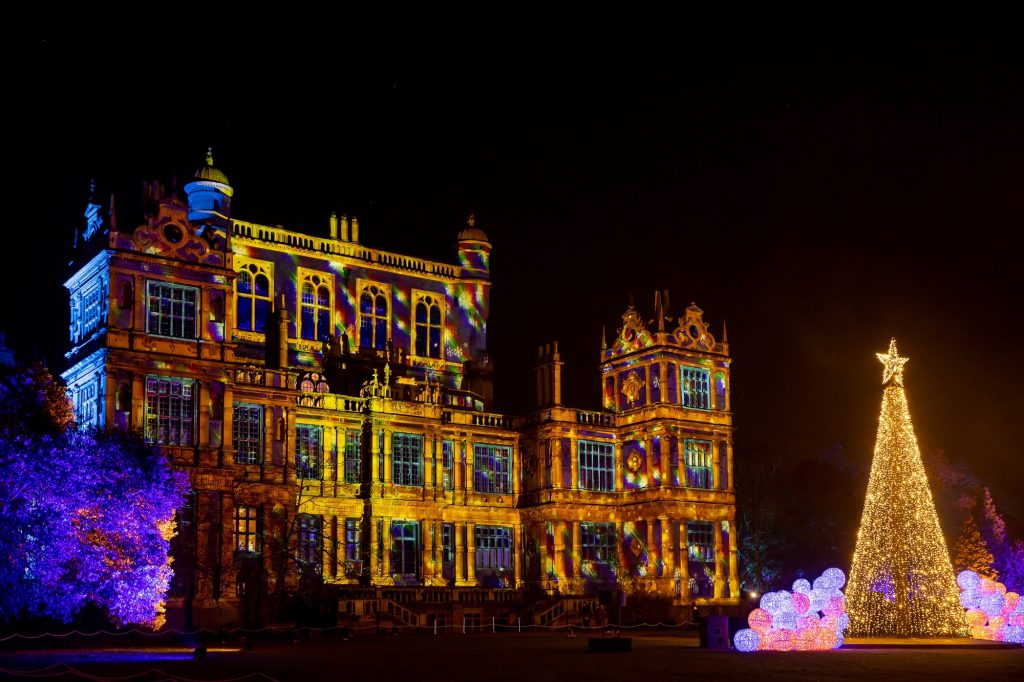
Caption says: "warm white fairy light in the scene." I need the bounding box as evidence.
[846,339,969,637]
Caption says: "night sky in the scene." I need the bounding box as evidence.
[12,14,1023,524]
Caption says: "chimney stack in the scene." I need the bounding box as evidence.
[535,341,564,408]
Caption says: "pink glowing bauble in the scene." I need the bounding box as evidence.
[821,567,846,590]
[758,628,782,650]
[820,614,839,632]
[794,627,818,651]
[823,596,846,616]
[979,577,999,594]
[797,613,820,630]
[814,625,836,649]
[808,587,829,612]
[1002,592,1019,614]
[960,589,980,609]
[1009,613,1024,627]
[733,628,760,652]
[957,570,981,591]
[792,592,811,615]
[792,578,811,594]
[748,608,772,632]
[987,616,1005,631]
[980,592,1005,617]
[773,629,795,652]
[965,608,988,627]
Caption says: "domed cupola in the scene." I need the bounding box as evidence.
[457,212,491,279]
[184,147,233,225]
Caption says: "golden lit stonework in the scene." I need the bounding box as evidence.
[876,337,908,387]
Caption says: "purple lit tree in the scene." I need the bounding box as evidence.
[979,488,1011,581]
[0,364,188,627]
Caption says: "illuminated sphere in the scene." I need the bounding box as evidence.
[775,612,798,631]
[837,612,850,632]
[964,609,988,627]
[748,608,772,632]
[957,570,981,591]
[815,626,836,649]
[820,614,839,633]
[1003,625,1024,644]
[798,613,820,630]
[778,591,797,614]
[987,616,1005,632]
[813,576,829,592]
[759,628,781,651]
[808,587,830,613]
[792,592,811,615]
[760,592,783,615]
[970,625,989,640]
[1002,592,1019,614]
[792,578,811,594]
[794,627,818,651]
[821,567,846,590]
[734,628,760,652]
[823,596,846,617]
[979,577,999,594]
[980,592,1005,617]
[773,629,795,651]
[833,632,844,649]
[960,589,980,609]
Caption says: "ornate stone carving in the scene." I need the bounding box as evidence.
[620,370,645,407]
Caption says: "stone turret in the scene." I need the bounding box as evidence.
[185,148,233,226]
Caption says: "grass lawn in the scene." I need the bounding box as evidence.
[1,632,1021,681]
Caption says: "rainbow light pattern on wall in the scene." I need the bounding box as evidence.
[957,570,1024,643]
[733,568,848,651]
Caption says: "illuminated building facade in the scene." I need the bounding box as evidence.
[63,153,739,629]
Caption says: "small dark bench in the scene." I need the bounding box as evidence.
[587,637,632,652]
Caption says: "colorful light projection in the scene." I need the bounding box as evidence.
[622,440,648,490]
[957,570,1024,643]
[733,568,849,652]
[846,340,968,637]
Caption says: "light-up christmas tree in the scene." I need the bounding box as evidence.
[846,339,968,637]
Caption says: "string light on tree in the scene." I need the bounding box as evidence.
[846,339,969,637]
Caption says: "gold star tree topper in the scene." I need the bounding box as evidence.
[877,338,909,386]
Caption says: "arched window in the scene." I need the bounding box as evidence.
[236,263,272,333]
[359,284,389,350]
[414,293,443,358]
[299,273,332,341]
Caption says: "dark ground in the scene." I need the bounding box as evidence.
[1,632,1021,682]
